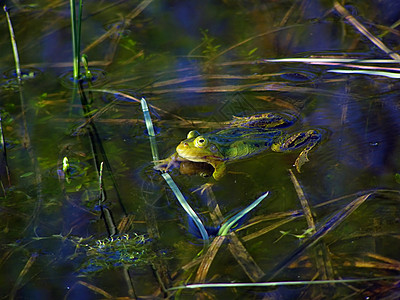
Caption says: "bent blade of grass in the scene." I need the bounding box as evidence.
[141,98,209,245]
[218,191,269,236]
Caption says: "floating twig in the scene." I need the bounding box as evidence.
[289,170,315,231]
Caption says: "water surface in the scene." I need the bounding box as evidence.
[0,1,399,299]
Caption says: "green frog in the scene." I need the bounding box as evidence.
[155,112,321,180]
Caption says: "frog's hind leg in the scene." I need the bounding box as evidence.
[271,130,321,172]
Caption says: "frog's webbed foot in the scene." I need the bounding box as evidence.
[153,159,172,172]
[273,129,321,172]
[293,130,321,172]
[294,149,310,172]
[153,153,181,172]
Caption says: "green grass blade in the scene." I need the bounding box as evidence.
[141,98,209,245]
[218,191,269,236]
[140,98,159,162]
[161,172,209,244]
[70,0,80,80]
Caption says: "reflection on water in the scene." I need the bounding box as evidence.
[0,0,399,299]
[58,68,108,88]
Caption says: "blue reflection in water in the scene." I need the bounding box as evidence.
[311,82,400,177]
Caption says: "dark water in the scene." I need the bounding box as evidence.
[1,0,400,299]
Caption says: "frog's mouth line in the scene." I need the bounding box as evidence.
[176,152,223,163]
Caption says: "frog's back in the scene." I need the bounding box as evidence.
[229,112,297,129]
[207,127,280,161]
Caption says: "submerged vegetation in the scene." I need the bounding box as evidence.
[77,234,156,274]
[1,0,400,299]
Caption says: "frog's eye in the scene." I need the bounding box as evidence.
[194,136,208,148]
[187,130,200,139]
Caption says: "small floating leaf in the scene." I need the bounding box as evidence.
[248,47,258,56]
[20,172,34,178]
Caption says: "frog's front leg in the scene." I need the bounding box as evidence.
[271,130,321,172]
[209,160,226,180]
[154,152,184,172]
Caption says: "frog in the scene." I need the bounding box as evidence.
[154,112,321,180]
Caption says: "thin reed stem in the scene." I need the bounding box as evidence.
[70,0,82,80]
[3,4,21,83]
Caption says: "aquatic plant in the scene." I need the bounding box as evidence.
[74,234,156,274]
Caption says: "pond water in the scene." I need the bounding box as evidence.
[1,0,400,299]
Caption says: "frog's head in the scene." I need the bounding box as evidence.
[176,130,223,162]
